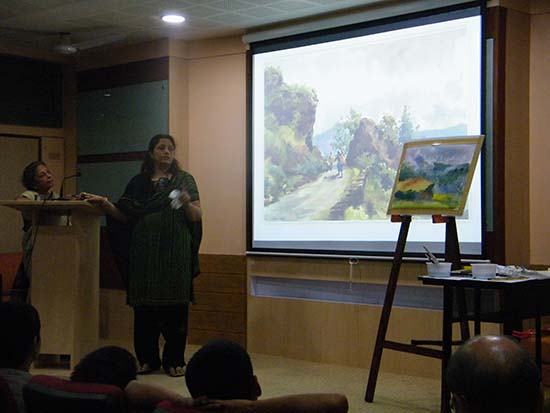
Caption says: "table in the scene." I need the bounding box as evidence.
[419,274,550,413]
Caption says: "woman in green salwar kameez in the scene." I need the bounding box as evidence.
[83,134,202,377]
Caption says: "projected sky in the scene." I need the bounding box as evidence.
[260,18,480,137]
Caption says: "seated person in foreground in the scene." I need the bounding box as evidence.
[184,339,348,413]
[446,335,543,413]
[71,345,191,411]
[0,302,41,413]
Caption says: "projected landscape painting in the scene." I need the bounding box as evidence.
[259,17,481,223]
[387,137,484,216]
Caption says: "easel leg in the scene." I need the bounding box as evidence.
[365,216,411,402]
[443,216,462,270]
[442,216,469,340]
[442,216,463,413]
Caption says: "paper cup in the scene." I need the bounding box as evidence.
[426,262,452,277]
[472,263,497,279]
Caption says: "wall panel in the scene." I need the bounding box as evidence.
[529,11,550,265]
[0,136,39,253]
[77,81,169,155]
[188,254,247,347]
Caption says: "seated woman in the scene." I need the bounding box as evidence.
[12,161,59,302]
[70,346,191,411]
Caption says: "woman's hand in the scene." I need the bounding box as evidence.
[172,187,202,222]
[177,189,191,206]
[79,192,108,207]
[78,192,127,222]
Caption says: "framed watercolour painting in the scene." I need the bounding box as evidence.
[387,135,484,216]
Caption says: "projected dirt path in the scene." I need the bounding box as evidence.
[264,169,350,221]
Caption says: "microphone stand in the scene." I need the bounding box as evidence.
[59,172,82,199]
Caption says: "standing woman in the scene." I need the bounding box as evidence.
[12,161,58,301]
[84,134,202,377]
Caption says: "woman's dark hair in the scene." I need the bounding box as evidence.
[70,346,137,389]
[140,134,181,177]
[21,161,46,190]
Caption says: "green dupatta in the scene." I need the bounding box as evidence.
[114,171,202,307]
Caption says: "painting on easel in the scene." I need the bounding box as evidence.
[387,135,484,216]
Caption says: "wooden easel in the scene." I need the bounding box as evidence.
[364,214,466,413]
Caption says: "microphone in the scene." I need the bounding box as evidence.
[59,171,82,199]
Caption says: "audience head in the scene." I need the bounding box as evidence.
[0,302,41,370]
[185,339,261,400]
[21,161,54,193]
[71,346,137,389]
[446,335,542,413]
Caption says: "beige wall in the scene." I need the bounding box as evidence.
[187,39,247,255]
[529,9,550,264]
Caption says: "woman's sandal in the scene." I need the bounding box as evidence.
[165,366,186,377]
[137,363,158,375]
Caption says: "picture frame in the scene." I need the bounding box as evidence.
[387,135,484,216]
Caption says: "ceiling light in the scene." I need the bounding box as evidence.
[162,14,185,24]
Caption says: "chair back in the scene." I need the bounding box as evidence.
[154,400,201,413]
[23,374,127,413]
[0,375,18,413]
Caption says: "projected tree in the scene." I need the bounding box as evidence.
[264,67,327,206]
[263,65,429,221]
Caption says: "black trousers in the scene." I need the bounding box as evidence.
[133,305,189,369]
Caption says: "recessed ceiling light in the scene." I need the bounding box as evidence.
[162,14,185,24]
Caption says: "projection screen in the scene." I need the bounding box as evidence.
[249,4,484,257]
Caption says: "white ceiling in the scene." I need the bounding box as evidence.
[0,0,388,53]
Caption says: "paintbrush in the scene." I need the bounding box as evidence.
[423,245,439,264]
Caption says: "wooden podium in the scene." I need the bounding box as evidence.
[0,200,103,368]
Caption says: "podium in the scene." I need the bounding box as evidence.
[0,200,103,368]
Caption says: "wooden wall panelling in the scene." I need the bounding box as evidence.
[41,137,64,194]
[77,57,169,92]
[188,254,247,347]
[485,6,507,264]
[503,7,531,265]
[193,273,246,294]
[0,136,39,253]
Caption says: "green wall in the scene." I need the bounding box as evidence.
[77,80,168,155]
